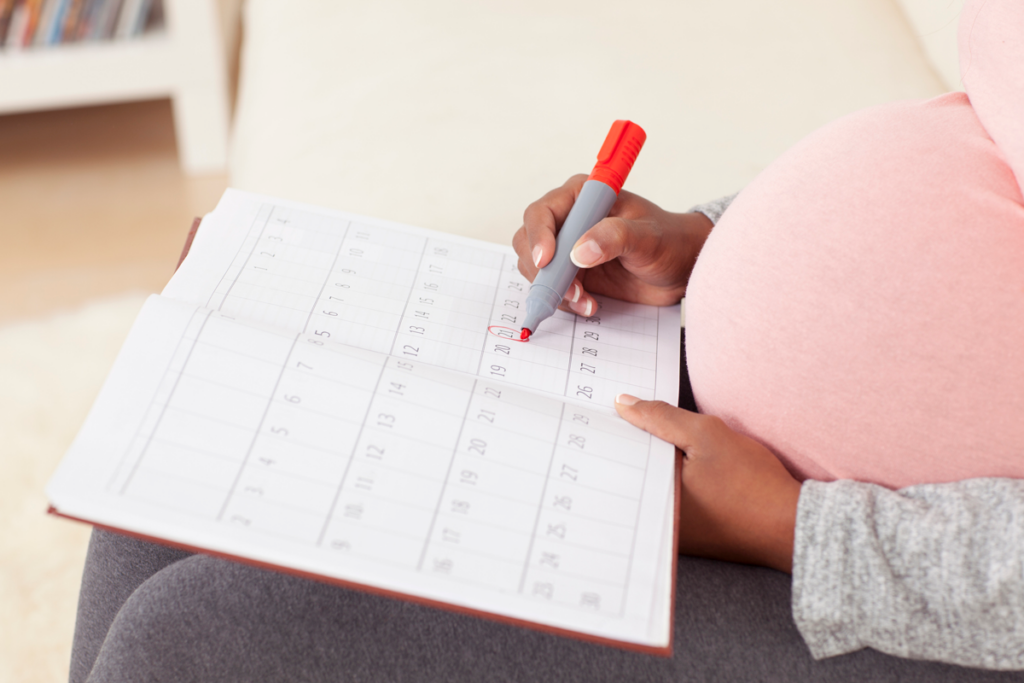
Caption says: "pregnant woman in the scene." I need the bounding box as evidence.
[70,0,1022,680]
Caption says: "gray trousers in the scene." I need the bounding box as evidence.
[68,335,1024,682]
[70,528,1024,683]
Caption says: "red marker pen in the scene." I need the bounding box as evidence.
[520,120,646,340]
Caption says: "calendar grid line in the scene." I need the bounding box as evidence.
[579,307,661,327]
[459,440,645,479]
[302,315,410,339]
[151,436,346,490]
[231,267,331,290]
[331,507,637,563]
[312,298,484,325]
[423,518,636,559]
[436,485,638,530]
[260,213,420,246]
[526,565,626,590]
[195,332,293,355]
[444,479,549,508]
[123,470,229,507]
[526,531,633,559]
[524,465,646,497]
[227,250,353,273]
[327,519,433,546]
[259,433,384,462]
[427,565,588,595]
[409,541,524,570]
[128,462,234,499]
[243,216,347,241]
[153,402,351,440]
[476,253,513,378]
[204,204,273,310]
[517,403,567,594]
[106,307,206,493]
[216,334,300,521]
[315,359,390,546]
[347,457,445,485]
[562,315,580,397]
[415,379,479,572]
[388,241,431,358]
[568,335,658,353]
[405,287,496,308]
[288,388,465,426]
[118,309,214,495]
[618,426,656,617]
[179,372,307,403]
[215,296,315,315]
[303,221,352,332]
[216,485,342,520]
[217,205,277,311]
[561,416,649,446]
[573,329,659,348]
[148,437,246,465]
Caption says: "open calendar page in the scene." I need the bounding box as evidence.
[48,190,682,653]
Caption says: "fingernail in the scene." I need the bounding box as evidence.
[584,298,594,316]
[570,240,603,268]
[616,393,640,406]
[532,245,543,268]
[570,281,581,303]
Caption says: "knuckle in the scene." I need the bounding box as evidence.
[592,217,629,252]
[512,227,527,252]
[643,400,675,426]
[516,257,535,281]
[522,202,543,225]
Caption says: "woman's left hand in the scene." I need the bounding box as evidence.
[615,394,802,573]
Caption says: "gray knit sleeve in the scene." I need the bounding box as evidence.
[793,478,1024,670]
[688,193,739,225]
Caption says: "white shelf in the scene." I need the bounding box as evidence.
[0,0,229,174]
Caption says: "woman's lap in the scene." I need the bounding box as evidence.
[70,528,1018,683]
[70,333,1023,681]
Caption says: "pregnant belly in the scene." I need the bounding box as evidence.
[685,92,1024,488]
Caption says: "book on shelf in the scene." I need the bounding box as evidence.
[47,189,683,654]
[0,0,161,50]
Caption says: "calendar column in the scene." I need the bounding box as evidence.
[215,206,348,331]
[391,239,502,375]
[480,255,576,396]
[218,338,385,543]
[567,296,660,406]
[418,382,564,590]
[310,221,427,354]
[521,405,652,615]
[319,357,477,568]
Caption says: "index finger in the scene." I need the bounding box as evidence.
[614,395,714,453]
[520,174,588,270]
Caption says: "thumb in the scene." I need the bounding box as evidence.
[569,216,662,269]
[614,394,707,452]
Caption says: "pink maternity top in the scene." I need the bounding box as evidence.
[685,0,1024,489]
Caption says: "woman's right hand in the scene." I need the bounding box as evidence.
[511,174,714,316]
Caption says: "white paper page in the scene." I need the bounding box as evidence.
[49,296,677,648]
[164,190,680,410]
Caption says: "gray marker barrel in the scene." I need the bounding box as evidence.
[520,179,618,334]
[519,120,646,339]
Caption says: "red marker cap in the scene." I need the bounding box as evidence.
[587,120,646,194]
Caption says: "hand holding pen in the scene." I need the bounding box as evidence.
[512,123,716,337]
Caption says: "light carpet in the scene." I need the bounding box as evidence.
[0,293,148,683]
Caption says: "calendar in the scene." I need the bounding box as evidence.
[48,190,682,653]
